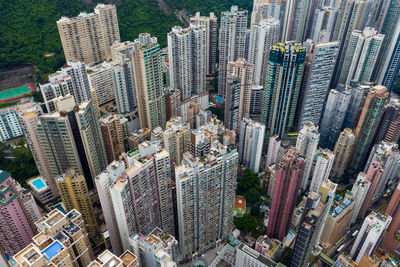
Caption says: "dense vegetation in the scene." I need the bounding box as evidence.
[0,0,181,81]
[164,0,252,16]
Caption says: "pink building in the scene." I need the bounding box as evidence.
[265,135,281,168]
[359,159,384,218]
[0,171,35,256]
[267,148,305,241]
[383,182,400,257]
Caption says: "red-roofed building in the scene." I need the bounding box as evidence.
[234,195,246,217]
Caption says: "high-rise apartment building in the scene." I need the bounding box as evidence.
[226,58,254,130]
[248,18,280,86]
[260,42,306,137]
[163,117,190,166]
[37,95,107,188]
[224,75,241,131]
[338,27,384,85]
[310,149,335,193]
[267,148,305,240]
[298,41,339,127]
[87,62,116,106]
[16,100,58,201]
[175,144,238,257]
[265,135,281,168]
[132,34,166,130]
[343,81,370,129]
[350,172,371,224]
[251,0,281,25]
[238,118,265,173]
[190,12,218,76]
[375,98,400,144]
[359,160,384,218]
[309,7,337,42]
[168,25,207,100]
[319,87,351,149]
[0,171,36,256]
[250,85,263,120]
[350,211,392,264]
[100,114,125,163]
[0,106,23,142]
[364,142,400,199]
[296,122,320,191]
[350,85,389,171]
[56,169,98,238]
[11,209,94,266]
[57,4,120,64]
[218,6,248,96]
[383,182,400,258]
[330,128,355,181]
[40,61,91,113]
[130,227,178,266]
[331,0,370,87]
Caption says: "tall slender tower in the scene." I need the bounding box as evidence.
[330,128,355,181]
[267,147,305,241]
[319,87,351,149]
[350,172,371,224]
[37,95,108,188]
[350,85,389,171]
[224,75,241,131]
[16,101,59,201]
[260,42,306,137]
[310,149,335,193]
[251,0,281,25]
[338,27,384,85]
[298,41,339,127]
[296,122,320,191]
[190,12,218,76]
[375,98,400,143]
[226,58,254,130]
[168,25,207,100]
[248,18,280,86]
[100,114,125,163]
[218,6,248,96]
[163,117,190,166]
[56,169,98,238]
[133,33,166,130]
[383,182,400,258]
[57,4,120,64]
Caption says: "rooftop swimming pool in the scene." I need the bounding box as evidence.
[214,96,224,103]
[32,178,46,190]
[42,241,63,260]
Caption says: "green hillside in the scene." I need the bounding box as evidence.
[0,0,252,80]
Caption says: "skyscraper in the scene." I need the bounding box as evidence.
[364,142,400,199]
[260,42,306,137]
[16,101,58,201]
[319,87,351,149]
[350,172,371,224]
[267,147,305,240]
[310,149,335,193]
[100,114,125,163]
[251,0,281,25]
[238,118,265,173]
[330,128,355,181]
[0,106,23,142]
[224,75,241,131]
[265,135,281,168]
[57,4,120,64]
[168,25,207,100]
[40,61,91,112]
[87,62,116,106]
[338,27,384,85]
[189,12,218,76]
[132,33,166,130]
[296,122,320,191]
[350,211,392,264]
[175,145,238,257]
[11,209,94,266]
[331,0,370,87]
[298,41,339,127]
[342,81,370,129]
[383,182,400,258]
[37,95,107,188]
[218,6,248,96]
[248,18,280,86]
[350,85,389,171]
[309,7,337,42]
[375,98,400,144]
[226,58,254,130]
[163,117,190,166]
[56,168,98,238]
[0,171,36,256]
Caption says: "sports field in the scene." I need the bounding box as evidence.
[0,84,34,102]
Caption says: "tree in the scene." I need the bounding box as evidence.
[234,214,257,233]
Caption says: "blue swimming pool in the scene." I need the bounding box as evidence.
[287,231,294,239]
[42,241,63,260]
[32,178,46,190]
[214,96,224,103]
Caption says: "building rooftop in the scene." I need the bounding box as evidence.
[235,196,246,211]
